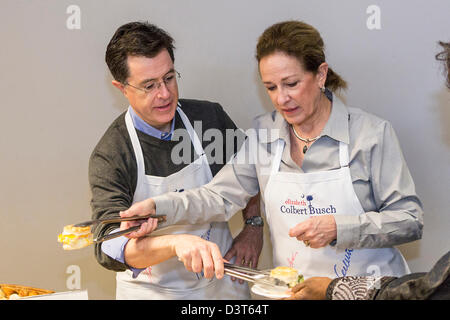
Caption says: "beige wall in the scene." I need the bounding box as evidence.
[1,0,449,299]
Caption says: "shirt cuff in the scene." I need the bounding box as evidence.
[327,276,383,300]
[334,215,360,249]
[101,229,146,278]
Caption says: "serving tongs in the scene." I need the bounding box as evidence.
[74,214,167,228]
[223,263,288,289]
[73,214,167,243]
[93,225,142,243]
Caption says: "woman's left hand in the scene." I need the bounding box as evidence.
[289,216,337,248]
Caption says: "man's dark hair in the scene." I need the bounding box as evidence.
[105,21,175,83]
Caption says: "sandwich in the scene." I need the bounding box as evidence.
[57,224,93,250]
[270,266,304,288]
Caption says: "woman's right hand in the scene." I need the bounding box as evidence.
[119,198,158,238]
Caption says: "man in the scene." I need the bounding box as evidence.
[89,21,263,299]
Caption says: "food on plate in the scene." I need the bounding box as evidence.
[58,224,93,250]
[0,284,54,300]
[270,266,304,288]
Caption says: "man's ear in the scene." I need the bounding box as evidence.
[112,80,126,95]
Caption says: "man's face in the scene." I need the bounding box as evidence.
[118,49,179,132]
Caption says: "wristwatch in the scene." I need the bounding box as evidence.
[245,216,264,227]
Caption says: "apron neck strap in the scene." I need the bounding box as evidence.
[176,104,204,157]
[125,104,207,178]
[270,139,350,175]
[175,104,212,182]
[338,141,350,167]
[125,107,145,177]
[270,140,285,175]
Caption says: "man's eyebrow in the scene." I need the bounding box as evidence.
[138,68,176,86]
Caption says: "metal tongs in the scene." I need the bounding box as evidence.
[73,214,167,243]
[224,263,288,289]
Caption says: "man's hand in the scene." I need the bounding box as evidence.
[224,225,263,282]
[119,198,158,238]
[285,277,332,300]
[289,215,337,248]
[172,234,225,279]
[224,193,264,282]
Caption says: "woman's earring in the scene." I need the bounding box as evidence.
[320,86,326,93]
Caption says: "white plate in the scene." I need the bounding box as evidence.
[251,284,291,299]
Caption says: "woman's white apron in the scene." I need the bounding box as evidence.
[263,139,410,280]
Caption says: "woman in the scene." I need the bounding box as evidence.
[121,21,423,282]
[286,41,450,301]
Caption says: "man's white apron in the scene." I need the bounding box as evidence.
[116,105,250,299]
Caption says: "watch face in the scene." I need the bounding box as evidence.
[247,216,263,226]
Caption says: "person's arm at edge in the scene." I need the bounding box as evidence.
[325,276,396,300]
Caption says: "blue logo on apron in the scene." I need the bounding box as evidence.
[334,248,354,277]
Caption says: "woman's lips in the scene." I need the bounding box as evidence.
[281,106,299,114]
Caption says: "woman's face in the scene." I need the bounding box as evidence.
[259,51,326,127]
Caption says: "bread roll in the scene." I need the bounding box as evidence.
[58,224,93,250]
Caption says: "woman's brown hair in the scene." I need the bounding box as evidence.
[256,21,347,92]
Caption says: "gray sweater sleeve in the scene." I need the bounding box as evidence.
[89,146,136,272]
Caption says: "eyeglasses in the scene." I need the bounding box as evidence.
[124,70,180,95]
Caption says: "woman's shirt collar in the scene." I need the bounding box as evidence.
[258,93,350,145]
